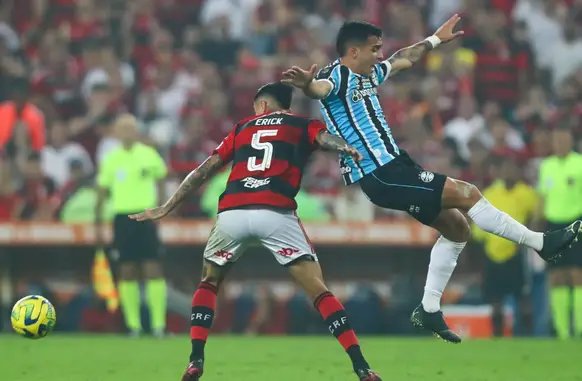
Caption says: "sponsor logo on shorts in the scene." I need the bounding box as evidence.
[409,205,420,214]
[277,248,300,257]
[419,171,434,183]
[241,177,271,189]
[215,250,233,260]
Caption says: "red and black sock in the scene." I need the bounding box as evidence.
[314,291,370,371]
[190,282,218,361]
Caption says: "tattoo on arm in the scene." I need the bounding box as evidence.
[388,40,433,70]
[162,154,224,213]
[316,130,348,152]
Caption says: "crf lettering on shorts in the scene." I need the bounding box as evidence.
[191,313,213,322]
[328,316,349,335]
[277,247,300,257]
[255,118,283,126]
[241,177,271,189]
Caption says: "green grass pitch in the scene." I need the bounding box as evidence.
[1,335,580,381]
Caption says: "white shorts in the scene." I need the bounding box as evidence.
[203,209,318,266]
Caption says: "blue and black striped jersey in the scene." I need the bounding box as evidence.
[316,59,400,185]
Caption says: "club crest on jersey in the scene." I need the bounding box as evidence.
[241,177,270,188]
[419,171,434,183]
[319,65,332,77]
[351,88,377,102]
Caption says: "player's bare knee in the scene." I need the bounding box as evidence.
[432,210,471,243]
[443,178,482,210]
[287,258,328,300]
[457,180,481,203]
[444,217,471,242]
[200,260,228,288]
[457,216,471,242]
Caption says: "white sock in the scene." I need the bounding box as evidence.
[422,236,466,312]
[467,197,543,251]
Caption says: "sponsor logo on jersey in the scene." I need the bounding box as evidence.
[241,177,271,188]
[351,87,378,102]
[419,171,434,183]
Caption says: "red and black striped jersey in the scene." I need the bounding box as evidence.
[213,112,325,212]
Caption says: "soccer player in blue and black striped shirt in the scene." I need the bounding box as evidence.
[283,15,582,342]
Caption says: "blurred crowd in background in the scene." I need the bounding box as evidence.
[0,0,581,222]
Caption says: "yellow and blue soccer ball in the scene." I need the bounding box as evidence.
[11,295,56,339]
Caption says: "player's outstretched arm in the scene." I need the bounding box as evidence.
[315,130,363,162]
[129,154,225,221]
[281,64,332,100]
[388,13,464,76]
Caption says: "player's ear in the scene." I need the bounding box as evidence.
[349,46,359,59]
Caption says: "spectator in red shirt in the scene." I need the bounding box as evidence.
[60,0,105,57]
[0,77,45,161]
[472,11,532,112]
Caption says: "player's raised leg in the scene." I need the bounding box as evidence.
[442,177,581,261]
[412,209,469,343]
[260,210,381,381]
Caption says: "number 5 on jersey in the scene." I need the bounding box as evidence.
[247,129,278,172]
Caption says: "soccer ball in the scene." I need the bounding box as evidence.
[11,295,57,339]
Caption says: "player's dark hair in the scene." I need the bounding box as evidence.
[336,21,382,56]
[254,82,293,110]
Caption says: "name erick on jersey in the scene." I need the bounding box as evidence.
[316,59,400,185]
[213,111,325,213]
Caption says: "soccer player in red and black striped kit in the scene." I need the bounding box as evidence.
[130,82,382,381]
